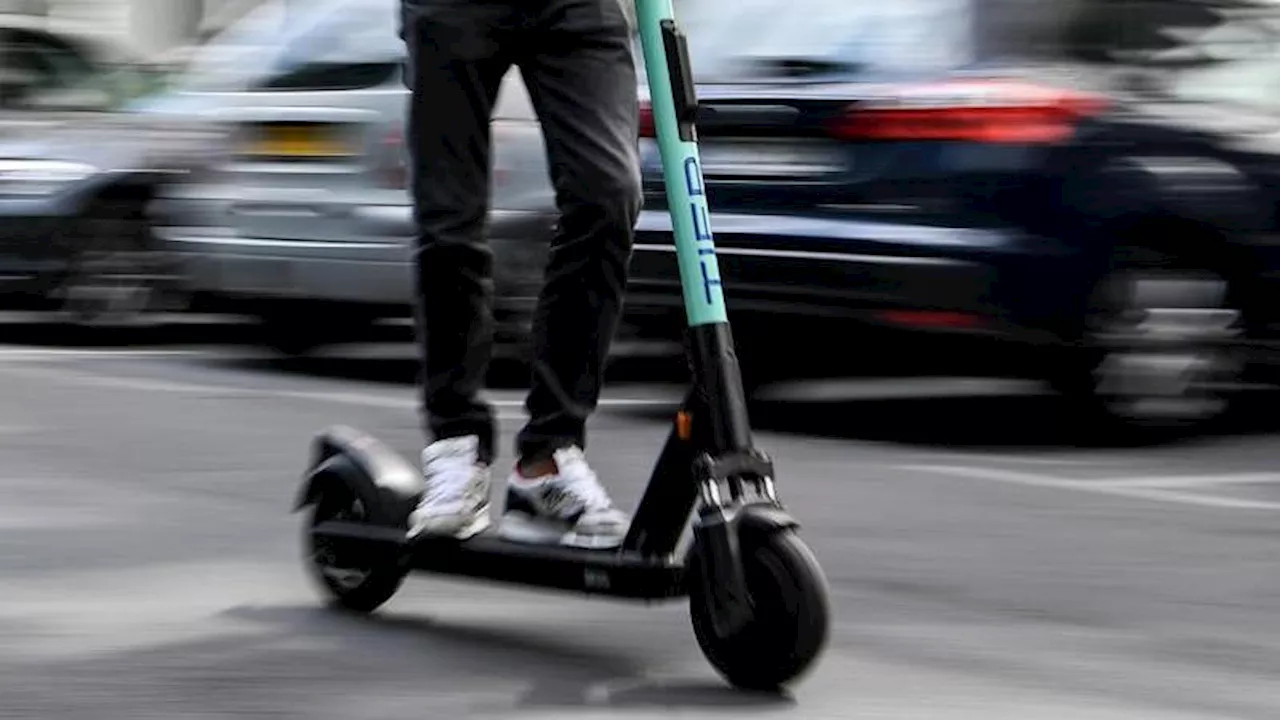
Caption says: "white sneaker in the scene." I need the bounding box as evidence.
[498,446,630,549]
[407,435,492,539]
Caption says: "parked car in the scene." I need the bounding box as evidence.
[151,0,557,356]
[624,0,1280,433]
[0,21,187,325]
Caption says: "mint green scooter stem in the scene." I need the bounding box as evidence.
[634,0,728,327]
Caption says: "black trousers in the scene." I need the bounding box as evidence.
[401,0,642,465]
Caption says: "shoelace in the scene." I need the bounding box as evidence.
[557,457,614,513]
[423,454,479,504]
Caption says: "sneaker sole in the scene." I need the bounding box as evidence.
[497,512,624,550]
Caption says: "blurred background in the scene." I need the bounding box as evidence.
[3,0,1280,717]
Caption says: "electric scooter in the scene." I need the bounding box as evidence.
[293,0,831,691]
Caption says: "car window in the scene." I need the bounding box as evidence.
[0,29,33,108]
[1053,0,1274,63]
[1165,42,1280,112]
[271,0,400,68]
[179,0,402,93]
[0,28,111,111]
[256,0,402,90]
[662,0,1280,86]
[665,0,976,80]
[16,29,97,78]
[1051,0,1280,110]
[179,0,354,91]
[176,4,287,92]
[1170,57,1280,105]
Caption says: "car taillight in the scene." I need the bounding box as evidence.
[638,102,655,138]
[828,81,1108,144]
[379,126,408,189]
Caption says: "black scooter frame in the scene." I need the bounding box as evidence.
[298,325,794,608]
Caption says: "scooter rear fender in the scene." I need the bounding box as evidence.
[294,425,424,528]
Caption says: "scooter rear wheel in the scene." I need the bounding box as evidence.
[305,489,406,613]
[689,529,830,691]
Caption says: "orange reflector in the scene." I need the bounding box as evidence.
[676,411,692,441]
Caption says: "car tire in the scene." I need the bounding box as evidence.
[54,197,182,330]
[1050,247,1244,438]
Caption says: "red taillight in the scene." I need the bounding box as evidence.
[878,310,984,329]
[828,81,1108,144]
[379,126,408,189]
[638,102,655,138]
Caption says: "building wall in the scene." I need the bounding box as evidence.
[46,0,130,41]
[42,0,266,59]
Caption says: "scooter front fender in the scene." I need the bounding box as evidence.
[735,503,801,538]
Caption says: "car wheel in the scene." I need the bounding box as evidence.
[55,198,181,329]
[1054,251,1243,435]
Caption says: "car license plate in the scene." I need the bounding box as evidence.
[244,124,352,159]
[695,140,841,179]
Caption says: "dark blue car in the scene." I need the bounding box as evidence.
[626,0,1280,432]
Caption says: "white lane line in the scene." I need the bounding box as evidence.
[0,348,209,359]
[1096,473,1280,489]
[754,377,1042,402]
[0,363,677,411]
[925,452,1129,468]
[900,464,1280,511]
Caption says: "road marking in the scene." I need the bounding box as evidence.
[1096,472,1280,489]
[0,348,208,359]
[901,464,1280,511]
[754,377,1041,402]
[0,363,677,411]
[926,452,1130,468]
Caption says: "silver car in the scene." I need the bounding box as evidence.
[153,0,555,355]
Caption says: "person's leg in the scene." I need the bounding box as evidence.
[402,0,514,538]
[497,0,642,548]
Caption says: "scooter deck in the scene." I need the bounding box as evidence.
[312,519,689,600]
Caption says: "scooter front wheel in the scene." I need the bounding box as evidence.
[689,529,830,690]
[305,489,406,613]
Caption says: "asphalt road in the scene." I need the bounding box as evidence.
[1,322,1279,719]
